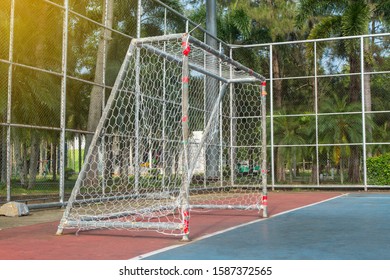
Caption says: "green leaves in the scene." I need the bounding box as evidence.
[367,153,390,185]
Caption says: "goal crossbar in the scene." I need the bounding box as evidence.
[136,33,266,84]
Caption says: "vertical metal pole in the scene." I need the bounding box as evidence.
[360,36,368,191]
[101,0,109,194]
[6,0,15,202]
[269,45,275,190]
[205,0,219,179]
[229,48,235,187]
[203,32,207,189]
[134,0,142,194]
[314,42,320,186]
[219,42,223,187]
[206,0,217,38]
[59,0,69,204]
[162,7,167,192]
[181,34,190,242]
[261,81,268,218]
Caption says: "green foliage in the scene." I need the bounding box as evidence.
[186,2,253,44]
[0,179,75,197]
[147,168,160,178]
[367,153,390,185]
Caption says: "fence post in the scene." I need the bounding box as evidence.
[229,48,235,187]
[59,0,69,204]
[314,41,320,187]
[269,45,275,190]
[360,36,368,191]
[6,0,15,202]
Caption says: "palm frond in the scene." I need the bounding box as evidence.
[229,8,252,40]
[341,1,371,36]
[296,0,348,28]
[308,16,343,39]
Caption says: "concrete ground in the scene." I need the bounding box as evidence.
[0,207,64,230]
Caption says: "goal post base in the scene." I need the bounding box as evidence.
[261,206,268,218]
[180,235,191,242]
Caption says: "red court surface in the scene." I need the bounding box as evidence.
[0,191,343,260]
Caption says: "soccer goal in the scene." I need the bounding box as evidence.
[56,33,267,241]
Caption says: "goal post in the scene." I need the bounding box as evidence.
[56,33,267,240]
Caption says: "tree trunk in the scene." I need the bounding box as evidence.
[14,138,28,186]
[349,54,360,103]
[272,49,282,110]
[288,160,293,183]
[0,126,6,183]
[273,49,284,182]
[78,134,82,173]
[276,148,285,183]
[28,133,40,189]
[83,0,114,187]
[348,146,360,183]
[39,141,46,175]
[364,37,372,157]
[85,0,114,154]
[340,156,344,184]
[120,140,130,182]
[292,151,297,177]
[83,1,114,187]
[52,143,57,181]
[104,134,113,183]
[348,54,361,183]
[72,139,76,171]
[311,159,317,184]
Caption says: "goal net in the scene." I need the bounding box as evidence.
[56,33,267,240]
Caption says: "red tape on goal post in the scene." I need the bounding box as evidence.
[182,41,191,56]
[261,195,268,207]
[183,210,190,234]
[261,81,267,96]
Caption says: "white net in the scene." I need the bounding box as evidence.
[57,34,267,238]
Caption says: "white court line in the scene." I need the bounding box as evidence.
[131,193,348,260]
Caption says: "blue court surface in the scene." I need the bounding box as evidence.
[139,193,390,260]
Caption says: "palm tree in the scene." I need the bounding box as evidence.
[296,0,389,183]
[272,112,308,183]
[238,0,302,109]
[318,92,367,183]
[0,2,8,182]
[8,0,63,188]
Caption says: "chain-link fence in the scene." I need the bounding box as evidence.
[231,34,390,189]
[1,0,389,207]
[0,0,232,206]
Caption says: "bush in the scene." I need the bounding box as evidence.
[366,153,390,185]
